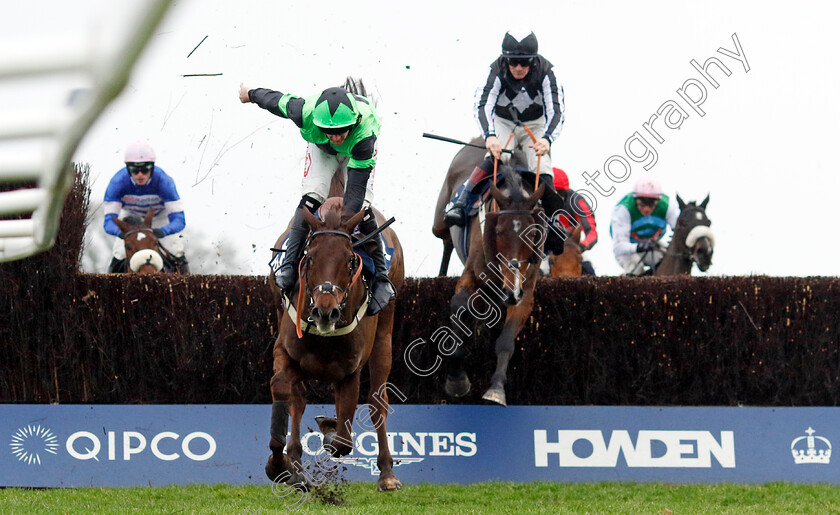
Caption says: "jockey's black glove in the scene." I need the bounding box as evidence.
[152,228,165,239]
[637,240,658,253]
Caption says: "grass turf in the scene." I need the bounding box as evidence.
[2,481,840,514]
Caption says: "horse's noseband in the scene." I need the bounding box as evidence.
[310,281,349,312]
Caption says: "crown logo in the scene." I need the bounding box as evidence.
[791,427,831,465]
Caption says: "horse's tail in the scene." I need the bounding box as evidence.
[343,76,376,106]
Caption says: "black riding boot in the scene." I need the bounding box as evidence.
[176,259,190,274]
[275,196,321,293]
[359,209,396,316]
[538,180,566,256]
[443,158,494,227]
[108,257,126,273]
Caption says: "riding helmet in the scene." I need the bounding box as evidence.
[632,176,663,199]
[502,30,538,58]
[552,167,569,191]
[124,140,156,163]
[312,87,360,132]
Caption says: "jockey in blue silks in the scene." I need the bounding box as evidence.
[103,140,188,273]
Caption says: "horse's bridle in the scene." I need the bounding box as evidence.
[485,208,546,277]
[122,227,165,272]
[295,229,364,335]
[684,223,715,265]
[121,228,155,239]
[663,220,714,264]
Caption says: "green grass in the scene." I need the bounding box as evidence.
[2,481,840,514]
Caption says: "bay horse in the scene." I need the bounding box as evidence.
[265,200,404,492]
[655,194,714,275]
[431,136,531,277]
[441,165,546,406]
[113,209,164,273]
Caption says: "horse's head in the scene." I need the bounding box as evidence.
[482,166,546,306]
[300,206,366,333]
[114,209,164,273]
[676,194,714,272]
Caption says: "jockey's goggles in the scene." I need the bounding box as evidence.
[127,162,154,175]
[318,126,352,136]
[507,57,533,68]
[635,197,659,208]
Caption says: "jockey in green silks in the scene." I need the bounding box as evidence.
[610,176,679,276]
[239,83,394,316]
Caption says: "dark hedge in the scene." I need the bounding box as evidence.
[2,166,839,406]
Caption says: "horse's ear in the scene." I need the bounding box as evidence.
[301,208,322,231]
[528,183,546,209]
[677,194,686,210]
[114,218,130,233]
[342,209,366,234]
[572,226,582,243]
[700,194,710,210]
[144,208,154,228]
[488,183,510,210]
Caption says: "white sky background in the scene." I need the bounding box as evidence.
[4,0,839,277]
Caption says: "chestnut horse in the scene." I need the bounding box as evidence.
[113,209,165,273]
[546,227,582,277]
[265,200,404,492]
[655,195,714,275]
[441,165,546,406]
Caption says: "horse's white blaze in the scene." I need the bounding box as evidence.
[685,225,715,248]
[136,232,147,241]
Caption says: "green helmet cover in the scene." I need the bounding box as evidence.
[312,87,359,130]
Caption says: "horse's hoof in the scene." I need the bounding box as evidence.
[444,373,471,397]
[481,387,507,406]
[265,454,284,482]
[378,477,402,492]
[267,455,309,487]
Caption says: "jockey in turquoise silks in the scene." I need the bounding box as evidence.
[610,176,679,276]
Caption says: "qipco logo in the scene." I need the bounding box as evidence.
[66,431,217,462]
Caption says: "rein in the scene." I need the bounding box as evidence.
[491,133,516,212]
[521,125,541,192]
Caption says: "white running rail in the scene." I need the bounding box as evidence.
[0,0,172,262]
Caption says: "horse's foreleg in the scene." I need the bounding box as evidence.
[366,331,402,492]
[444,285,474,397]
[266,344,305,485]
[317,370,361,458]
[482,299,532,407]
[284,382,308,484]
